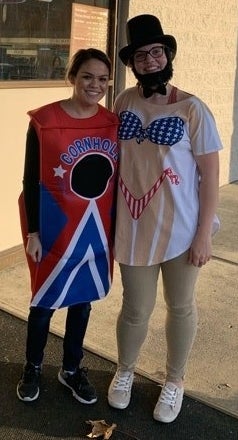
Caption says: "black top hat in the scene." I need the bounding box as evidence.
[119,14,177,65]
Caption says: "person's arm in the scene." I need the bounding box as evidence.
[188,151,219,267]
[23,124,42,262]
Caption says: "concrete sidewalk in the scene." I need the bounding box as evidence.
[0,182,237,418]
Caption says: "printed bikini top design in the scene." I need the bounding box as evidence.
[119,110,184,146]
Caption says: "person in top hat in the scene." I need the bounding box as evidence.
[107,14,222,423]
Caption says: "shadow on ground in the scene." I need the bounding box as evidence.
[1,310,238,440]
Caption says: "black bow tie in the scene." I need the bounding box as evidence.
[142,84,167,98]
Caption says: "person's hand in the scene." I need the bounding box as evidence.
[188,231,212,267]
[26,233,42,263]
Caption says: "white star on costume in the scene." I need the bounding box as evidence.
[53,165,67,178]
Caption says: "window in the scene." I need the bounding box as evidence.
[0,0,113,83]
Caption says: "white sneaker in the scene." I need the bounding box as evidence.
[153,382,184,423]
[108,369,134,409]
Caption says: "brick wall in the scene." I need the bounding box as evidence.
[124,0,238,185]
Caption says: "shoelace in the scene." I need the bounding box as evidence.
[24,368,40,384]
[113,372,133,391]
[159,385,178,408]
[69,367,89,386]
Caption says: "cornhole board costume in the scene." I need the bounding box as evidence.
[19,101,119,309]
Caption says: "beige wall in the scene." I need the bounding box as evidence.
[0,86,72,251]
[0,0,238,252]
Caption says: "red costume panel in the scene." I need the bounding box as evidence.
[19,102,119,308]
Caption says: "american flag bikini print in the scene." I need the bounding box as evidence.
[118,111,182,218]
[119,168,179,220]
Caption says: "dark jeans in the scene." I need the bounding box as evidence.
[25,303,91,371]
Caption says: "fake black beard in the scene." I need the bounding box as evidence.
[132,61,173,98]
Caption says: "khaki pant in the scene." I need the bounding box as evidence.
[117,251,200,382]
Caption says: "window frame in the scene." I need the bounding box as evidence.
[0,0,117,94]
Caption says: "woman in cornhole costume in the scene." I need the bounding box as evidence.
[17,48,119,404]
[107,14,222,423]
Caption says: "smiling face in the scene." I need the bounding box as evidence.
[70,58,110,107]
[133,43,168,75]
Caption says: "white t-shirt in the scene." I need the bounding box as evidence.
[114,86,223,265]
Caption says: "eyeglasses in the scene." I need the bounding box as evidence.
[134,46,165,62]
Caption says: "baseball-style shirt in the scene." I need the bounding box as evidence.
[114,86,222,265]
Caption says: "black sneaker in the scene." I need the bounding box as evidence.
[17,362,41,402]
[58,367,97,404]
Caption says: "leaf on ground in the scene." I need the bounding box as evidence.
[217,383,232,389]
[86,419,117,439]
